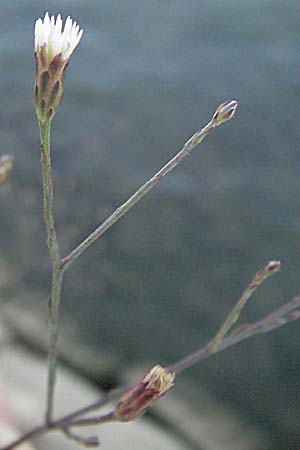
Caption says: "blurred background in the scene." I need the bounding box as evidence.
[0,0,299,449]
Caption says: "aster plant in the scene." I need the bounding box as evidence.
[34,12,83,425]
[1,10,300,450]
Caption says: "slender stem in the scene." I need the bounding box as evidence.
[61,102,237,271]
[39,121,60,266]
[37,103,236,430]
[1,102,243,449]
[255,294,300,325]
[39,119,63,425]
[46,268,63,424]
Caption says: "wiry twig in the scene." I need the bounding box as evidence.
[38,100,237,425]
[37,101,236,425]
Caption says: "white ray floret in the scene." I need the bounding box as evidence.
[35,12,83,61]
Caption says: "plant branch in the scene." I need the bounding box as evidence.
[61,101,238,270]
[6,102,299,450]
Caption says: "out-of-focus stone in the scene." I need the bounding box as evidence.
[0,304,264,450]
[2,299,120,380]
[0,344,189,450]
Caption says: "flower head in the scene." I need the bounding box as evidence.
[35,12,83,62]
[114,365,175,422]
[34,12,83,124]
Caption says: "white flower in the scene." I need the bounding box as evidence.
[34,13,83,123]
[35,12,83,61]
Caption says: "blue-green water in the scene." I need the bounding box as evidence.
[1,1,300,448]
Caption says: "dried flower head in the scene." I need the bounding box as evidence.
[114,365,175,422]
[34,12,83,124]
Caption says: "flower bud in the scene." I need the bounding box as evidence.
[250,259,281,289]
[0,154,13,185]
[34,12,83,124]
[212,100,238,126]
[114,365,175,422]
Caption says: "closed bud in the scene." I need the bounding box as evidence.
[212,100,238,126]
[250,259,281,289]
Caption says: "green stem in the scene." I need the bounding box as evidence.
[39,119,63,425]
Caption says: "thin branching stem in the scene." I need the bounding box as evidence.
[37,104,236,428]
[5,102,295,450]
